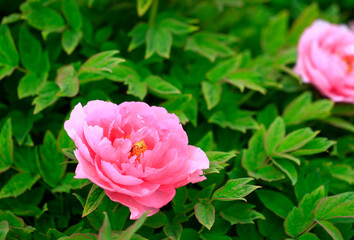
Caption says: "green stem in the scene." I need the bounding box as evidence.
[148,0,159,26]
[16,66,29,74]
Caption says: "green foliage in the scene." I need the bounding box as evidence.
[0,0,353,239]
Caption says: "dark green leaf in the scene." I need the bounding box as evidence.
[61,29,82,55]
[315,220,343,240]
[256,189,294,218]
[98,212,112,240]
[298,233,320,240]
[220,202,265,225]
[120,212,148,240]
[38,131,66,187]
[128,23,148,52]
[0,118,13,173]
[0,24,18,80]
[18,73,46,99]
[62,0,83,31]
[272,158,298,185]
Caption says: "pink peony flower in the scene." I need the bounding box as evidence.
[64,100,209,219]
[294,20,354,103]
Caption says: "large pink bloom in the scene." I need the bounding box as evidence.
[64,101,209,219]
[294,20,354,103]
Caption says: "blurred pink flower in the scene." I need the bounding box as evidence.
[294,20,354,103]
[64,100,209,219]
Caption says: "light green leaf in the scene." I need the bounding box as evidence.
[261,11,289,54]
[284,186,325,238]
[206,55,242,82]
[292,138,336,156]
[137,0,153,17]
[202,81,222,110]
[315,220,343,240]
[194,202,215,230]
[126,75,147,100]
[56,65,79,97]
[18,25,49,74]
[79,50,124,75]
[32,82,60,114]
[226,71,266,94]
[98,212,112,240]
[0,220,9,240]
[257,189,295,219]
[18,73,46,99]
[62,0,83,31]
[265,117,285,155]
[159,18,198,35]
[61,29,82,55]
[82,184,106,217]
[22,2,65,32]
[1,13,21,25]
[220,202,265,225]
[0,24,18,80]
[0,119,12,173]
[212,178,260,201]
[315,192,354,220]
[38,131,66,187]
[145,26,172,59]
[331,164,354,184]
[145,75,181,96]
[0,172,40,199]
[276,128,319,153]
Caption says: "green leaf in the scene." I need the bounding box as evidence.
[52,173,89,193]
[283,92,333,125]
[331,164,354,184]
[145,75,181,96]
[120,212,148,240]
[38,131,66,188]
[186,32,236,62]
[0,118,13,173]
[206,55,242,82]
[22,2,65,32]
[79,50,124,76]
[221,203,265,225]
[265,117,285,155]
[14,146,39,174]
[145,26,172,59]
[194,202,215,230]
[144,212,169,228]
[159,18,198,35]
[18,73,46,99]
[202,81,222,110]
[32,82,60,114]
[287,3,319,45]
[292,138,336,156]
[0,220,9,240]
[256,189,294,219]
[1,13,21,24]
[315,192,354,220]
[128,23,148,52]
[82,184,106,217]
[163,223,182,240]
[56,65,79,97]
[261,11,288,54]
[61,29,82,55]
[226,71,266,94]
[0,24,18,80]
[126,75,147,100]
[18,25,49,74]
[137,0,153,17]
[272,158,298,185]
[212,178,260,201]
[284,186,325,238]
[298,233,320,240]
[315,220,343,240]
[276,128,319,153]
[62,0,83,31]
[98,212,112,240]
[0,172,40,199]
[322,117,354,134]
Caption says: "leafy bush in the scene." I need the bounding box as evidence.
[0,0,353,239]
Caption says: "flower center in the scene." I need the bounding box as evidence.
[343,55,354,74]
[128,140,148,162]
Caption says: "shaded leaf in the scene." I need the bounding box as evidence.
[82,184,106,217]
[194,202,215,230]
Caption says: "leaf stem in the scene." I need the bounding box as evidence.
[148,0,159,26]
